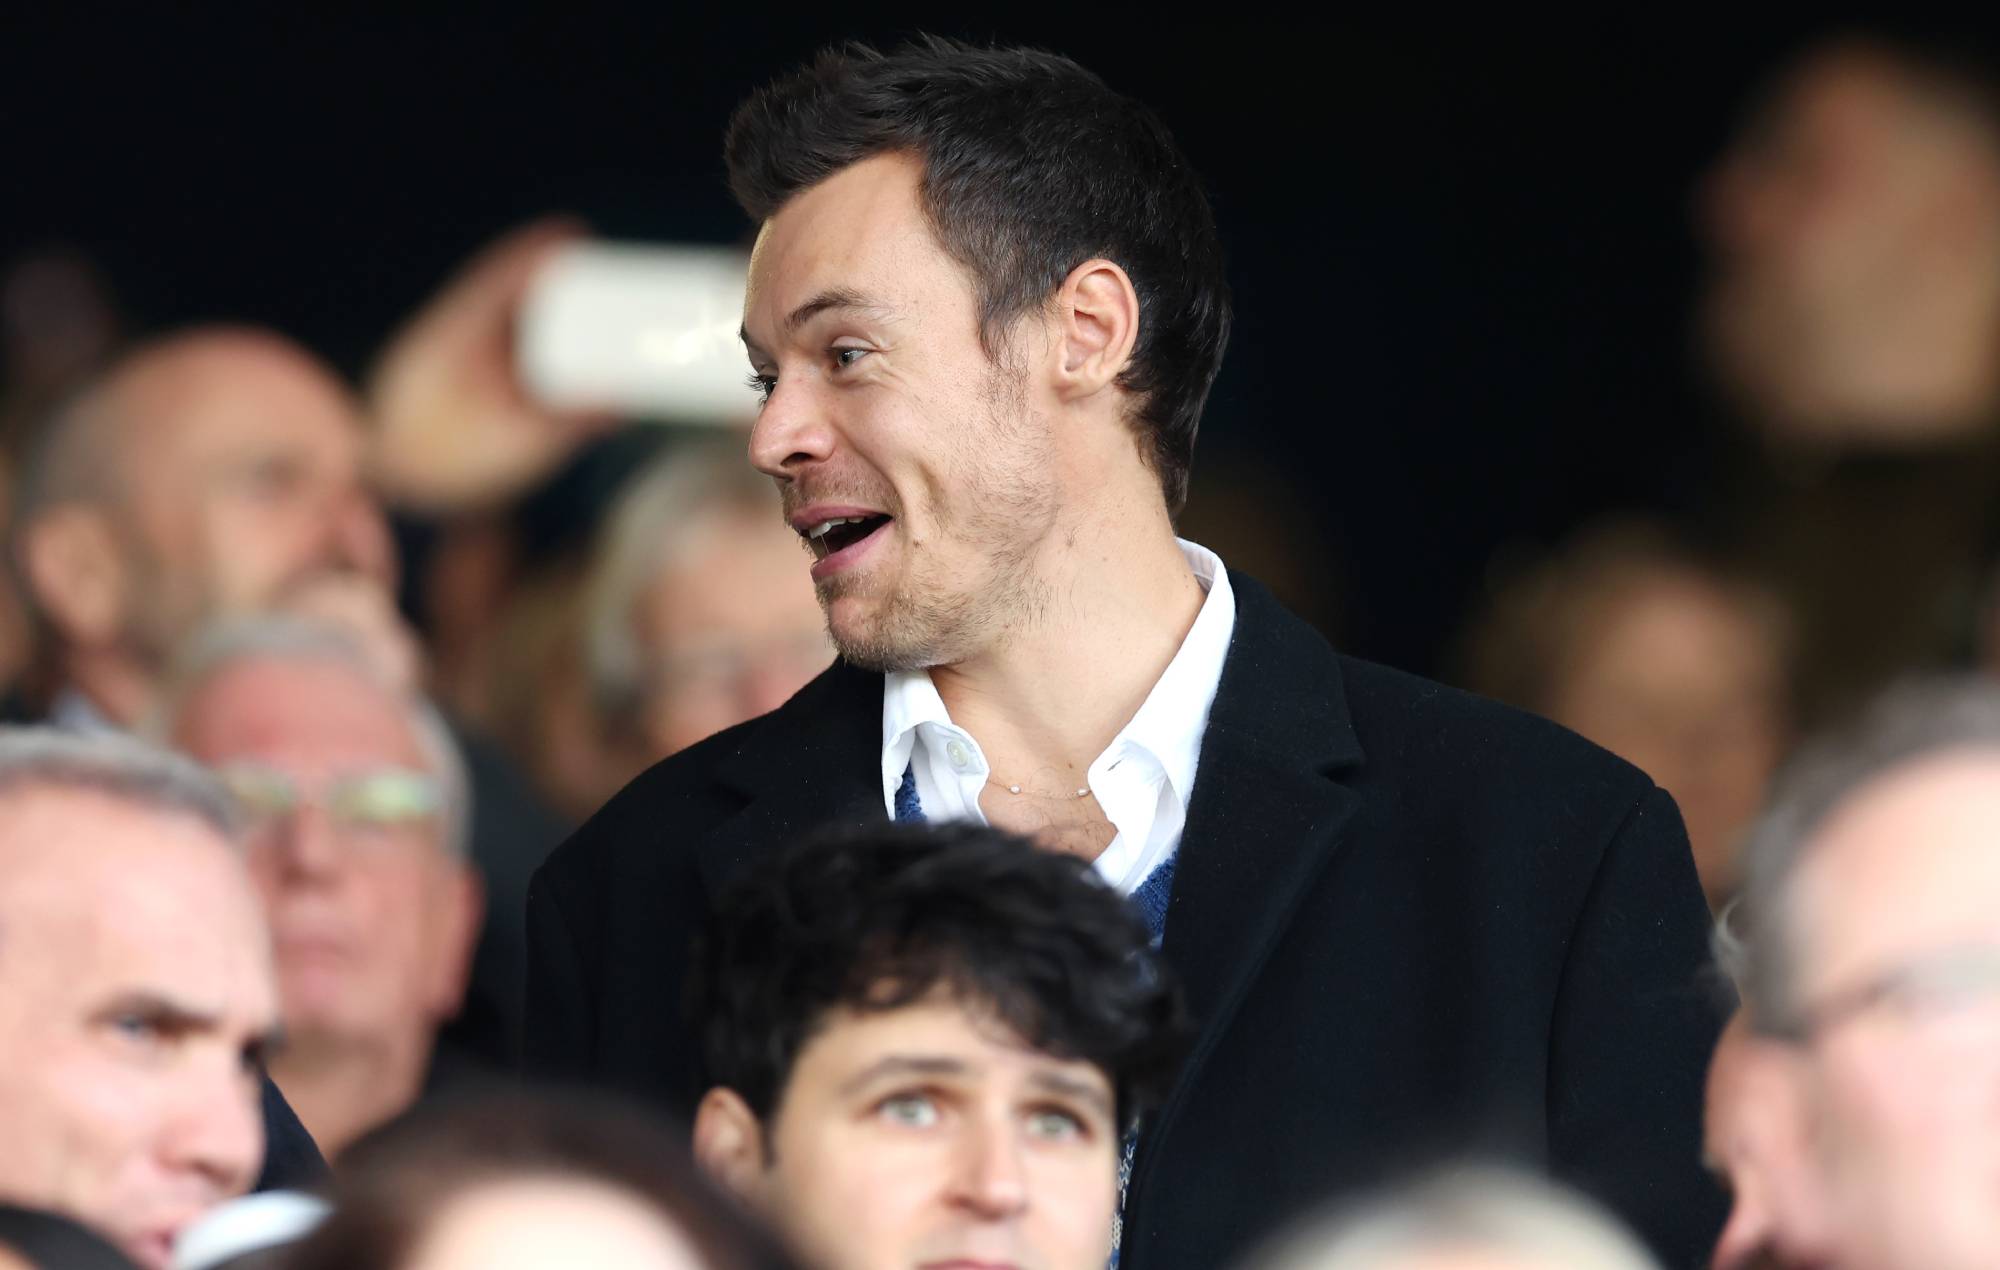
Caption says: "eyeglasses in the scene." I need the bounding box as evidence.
[215,762,443,847]
[1781,944,2000,1042]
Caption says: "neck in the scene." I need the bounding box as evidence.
[930,492,1204,783]
[268,1024,433,1160]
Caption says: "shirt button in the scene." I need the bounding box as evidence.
[946,740,971,769]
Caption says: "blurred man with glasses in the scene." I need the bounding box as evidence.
[156,617,482,1159]
[1725,677,2000,1270]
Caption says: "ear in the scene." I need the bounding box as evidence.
[1050,258,1141,406]
[19,505,130,648]
[425,864,485,1018]
[692,1086,771,1202]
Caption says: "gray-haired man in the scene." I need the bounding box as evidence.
[0,728,278,1270]
[157,617,482,1160]
[1726,677,2000,1270]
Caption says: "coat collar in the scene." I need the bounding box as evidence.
[696,571,1367,1117]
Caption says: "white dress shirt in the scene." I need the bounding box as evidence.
[879,539,1236,895]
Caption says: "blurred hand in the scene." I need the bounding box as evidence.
[366,218,617,515]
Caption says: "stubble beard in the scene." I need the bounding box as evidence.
[823,367,1059,674]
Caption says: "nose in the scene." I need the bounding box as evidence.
[328,486,398,587]
[946,1115,1030,1221]
[747,378,836,479]
[1710,1190,1772,1270]
[165,1062,265,1199]
[276,801,345,883]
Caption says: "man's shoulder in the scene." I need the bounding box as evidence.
[532,660,881,897]
[1336,653,1647,792]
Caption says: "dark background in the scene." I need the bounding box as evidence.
[0,12,1857,675]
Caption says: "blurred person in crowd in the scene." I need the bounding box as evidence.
[530,37,1725,1268]
[157,618,483,1159]
[0,729,278,1269]
[8,325,395,728]
[1457,521,1791,907]
[287,1091,790,1270]
[1730,677,2000,1270]
[1235,1169,1660,1270]
[690,824,1186,1270]
[579,443,828,797]
[6,310,566,1070]
[1699,33,2000,726]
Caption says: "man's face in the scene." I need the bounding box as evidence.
[741,152,1063,672]
[751,995,1120,1270]
[171,655,471,1053]
[1782,750,2000,1270]
[632,503,831,758]
[1699,47,2000,439]
[111,336,395,664]
[0,787,276,1270]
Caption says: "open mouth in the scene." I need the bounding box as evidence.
[804,514,892,561]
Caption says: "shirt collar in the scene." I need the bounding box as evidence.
[1099,540,1233,805]
[880,538,1235,802]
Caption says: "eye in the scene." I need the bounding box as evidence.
[832,346,870,371]
[746,372,777,405]
[1025,1106,1088,1142]
[877,1092,940,1128]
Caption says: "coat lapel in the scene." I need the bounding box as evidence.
[692,658,888,896]
[1129,573,1366,1207]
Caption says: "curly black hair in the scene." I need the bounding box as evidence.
[693,822,1190,1135]
[723,35,1231,517]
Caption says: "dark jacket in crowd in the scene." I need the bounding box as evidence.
[524,573,1727,1269]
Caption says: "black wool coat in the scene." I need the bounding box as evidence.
[524,573,1727,1269]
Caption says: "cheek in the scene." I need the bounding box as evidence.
[772,1126,937,1252]
[0,1042,165,1221]
[1029,1147,1119,1249]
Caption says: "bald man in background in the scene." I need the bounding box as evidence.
[6,281,572,1174]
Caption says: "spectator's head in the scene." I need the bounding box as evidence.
[1702,33,2000,447]
[11,327,394,725]
[287,1091,788,1270]
[725,37,1229,671]
[584,442,828,772]
[1234,1168,1660,1270]
[691,824,1187,1270]
[1734,677,2000,1270]
[0,729,275,1269]
[156,617,478,1157]
[1458,522,1790,906]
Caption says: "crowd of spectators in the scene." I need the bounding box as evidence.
[0,23,1997,1270]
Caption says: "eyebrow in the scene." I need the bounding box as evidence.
[1028,1071,1115,1120]
[836,1054,972,1097]
[740,287,897,356]
[90,990,222,1039]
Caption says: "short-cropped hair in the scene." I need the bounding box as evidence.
[1737,676,2000,1035]
[725,36,1231,516]
[151,615,472,860]
[0,725,240,844]
[693,823,1189,1134]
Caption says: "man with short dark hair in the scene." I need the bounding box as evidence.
[690,824,1186,1270]
[528,37,1724,1267]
